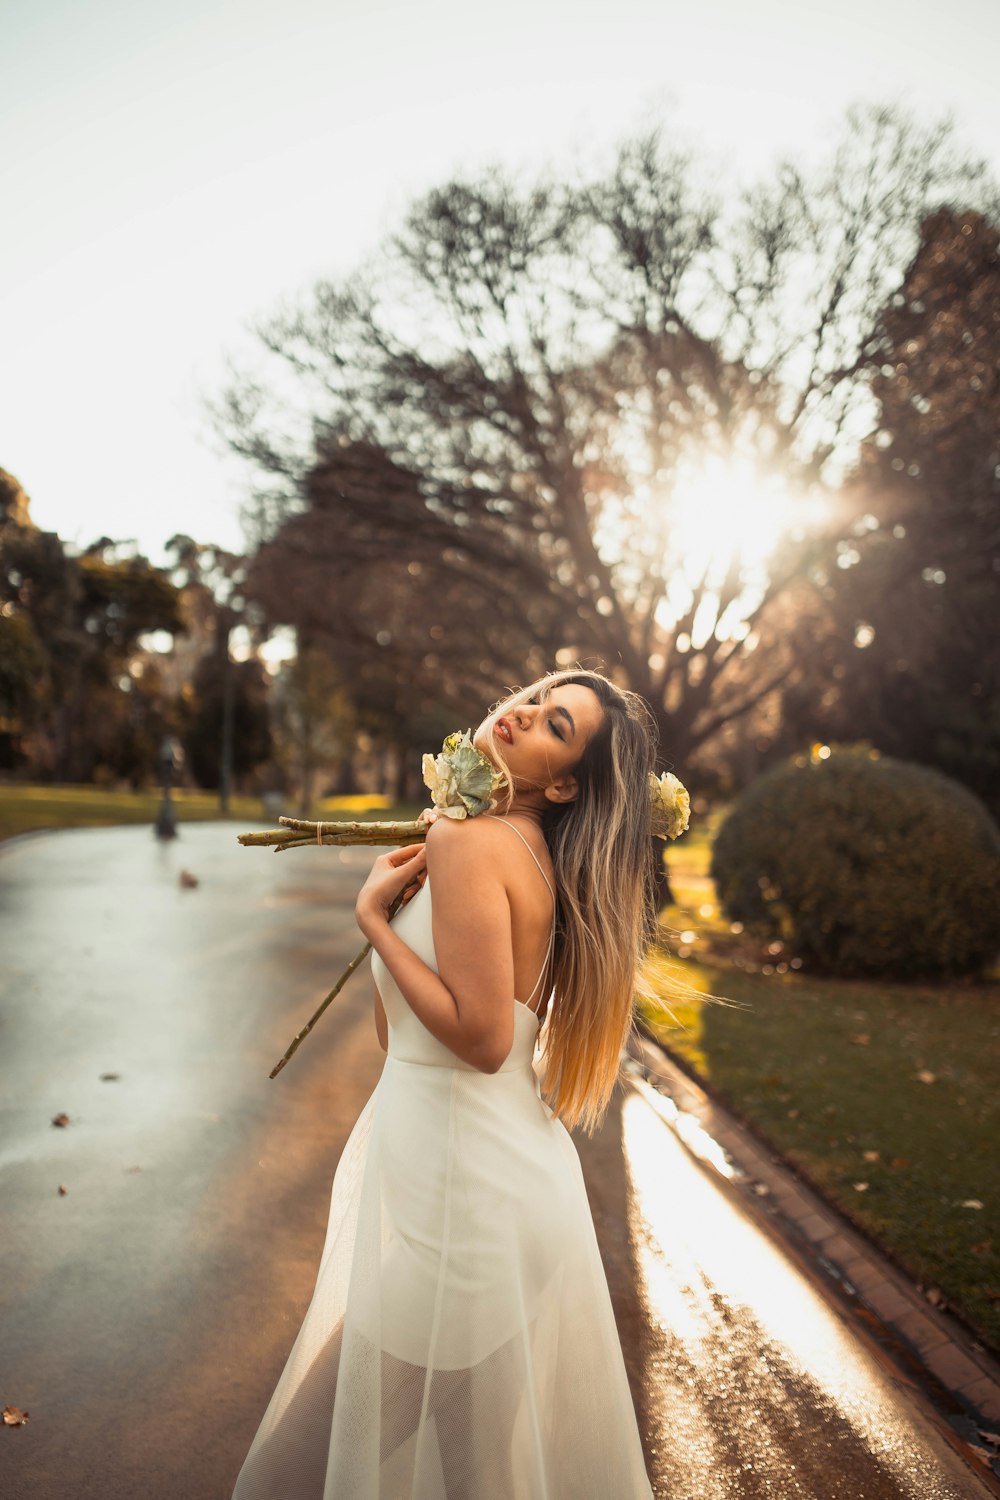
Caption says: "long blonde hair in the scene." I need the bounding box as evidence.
[480,668,661,1136]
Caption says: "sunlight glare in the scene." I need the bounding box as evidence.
[668,452,802,581]
[620,1089,939,1491]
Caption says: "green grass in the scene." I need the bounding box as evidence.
[0,783,400,844]
[645,825,1000,1353]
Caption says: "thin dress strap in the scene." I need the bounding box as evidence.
[493,819,556,1012]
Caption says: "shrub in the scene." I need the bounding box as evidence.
[710,746,1000,980]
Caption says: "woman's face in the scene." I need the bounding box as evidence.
[474,681,605,803]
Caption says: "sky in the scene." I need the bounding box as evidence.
[2,0,999,577]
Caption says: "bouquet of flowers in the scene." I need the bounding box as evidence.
[238,733,690,1077]
[649,772,691,842]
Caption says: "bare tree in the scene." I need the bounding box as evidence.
[209,102,998,770]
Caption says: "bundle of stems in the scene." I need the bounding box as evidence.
[268,882,419,1079]
[237,815,427,852]
[236,815,430,1078]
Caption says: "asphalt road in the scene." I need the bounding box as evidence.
[0,821,989,1499]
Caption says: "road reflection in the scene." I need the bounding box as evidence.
[621,1085,985,1499]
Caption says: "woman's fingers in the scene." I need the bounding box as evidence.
[386,842,426,866]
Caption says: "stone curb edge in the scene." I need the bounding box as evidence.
[623,1027,1000,1492]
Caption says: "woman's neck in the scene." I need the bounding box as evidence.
[497,794,545,828]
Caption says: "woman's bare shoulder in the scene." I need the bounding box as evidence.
[424,813,531,870]
[423,816,511,900]
[424,813,505,858]
[431,813,555,885]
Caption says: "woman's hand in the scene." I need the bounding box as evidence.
[355,843,428,942]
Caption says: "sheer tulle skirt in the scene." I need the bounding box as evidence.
[231,1059,652,1498]
[231,878,652,1499]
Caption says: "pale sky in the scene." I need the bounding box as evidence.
[2,0,998,571]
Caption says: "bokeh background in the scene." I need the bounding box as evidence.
[2,0,999,1359]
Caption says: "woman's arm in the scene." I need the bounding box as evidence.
[355,824,515,1072]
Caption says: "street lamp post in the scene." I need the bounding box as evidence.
[155,735,185,840]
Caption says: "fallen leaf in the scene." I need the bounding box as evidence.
[787,1108,799,1119]
[862,1150,880,1162]
[968,1446,995,1465]
[985,1289,1000,1302]
[124,1165,143,1174]
[2,1406,29,1426]
[961,1199,985,1210]
[849,1033,870,1045]
[99,1072,120,1082]
[980,1430,1000,1448]
[51,1113,70,1128]
[57,1184,67,1196]
[971,1241,993,1256]
[853,1182,869,1192]
[925,1286,945,1307]
[179,869,199,888]
[890,1156,910,1169]
[914,1069,936,1084]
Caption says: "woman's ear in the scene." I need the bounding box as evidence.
[544,774,578,805]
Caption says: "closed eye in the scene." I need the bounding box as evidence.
[526,694,564,741]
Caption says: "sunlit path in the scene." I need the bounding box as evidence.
[618,1084,987,1498]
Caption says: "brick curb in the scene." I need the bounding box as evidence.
[624,1028,1000,1492]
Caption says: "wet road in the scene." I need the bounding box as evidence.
[0,822,989,1499]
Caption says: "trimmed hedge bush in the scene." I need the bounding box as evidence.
[710,747,1000,980]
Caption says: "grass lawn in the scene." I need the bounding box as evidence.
[644,815,1000,1354]
[0,783,400,844]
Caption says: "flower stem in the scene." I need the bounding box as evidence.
[269,884,414,1079]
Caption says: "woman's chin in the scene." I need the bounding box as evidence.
[473,728,510,778]
[472,725,494,756]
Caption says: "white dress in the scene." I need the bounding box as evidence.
[231,819,653,1499]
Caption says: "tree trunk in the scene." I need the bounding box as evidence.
[652,838,675,917]
[219,625,234,814]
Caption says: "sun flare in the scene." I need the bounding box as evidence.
[640,451,831,646]
[668,452,804,579]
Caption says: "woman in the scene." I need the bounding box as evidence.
[232,669,659,1499]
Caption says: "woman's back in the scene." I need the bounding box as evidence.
[485,815,557,1018]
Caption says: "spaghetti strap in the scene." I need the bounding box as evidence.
[493,818,556,1012]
